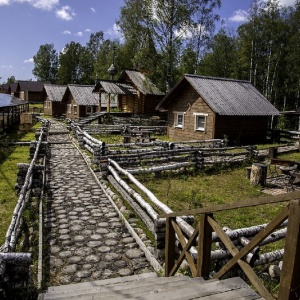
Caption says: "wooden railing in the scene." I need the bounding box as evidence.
[159,191,300,300]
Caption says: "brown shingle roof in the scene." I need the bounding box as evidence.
[157,75,279,116]
[97,80,137,95]
[68,85,99,106]
[119,70,164,96]
[18,80,50,92]
[44,84,67,102]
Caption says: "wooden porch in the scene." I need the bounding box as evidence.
[160,191,300,300]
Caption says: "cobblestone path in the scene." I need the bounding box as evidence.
[44,121,153,286]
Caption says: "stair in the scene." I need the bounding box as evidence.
[39,272,263,300]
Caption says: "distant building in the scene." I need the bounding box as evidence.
[156,75,280,145]
[17,81,50,102]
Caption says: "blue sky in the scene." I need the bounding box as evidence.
[0,0,296,83]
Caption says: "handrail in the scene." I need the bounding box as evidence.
[159,190,300,218]
[161,193,300,300]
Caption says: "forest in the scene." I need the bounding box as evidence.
[10,0,300,112]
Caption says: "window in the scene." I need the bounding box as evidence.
[67,104,71,114]
[86,106,92,114]
[194,113,208,131]
[73,105,77,115]
[48,101,51,109]
[174,112,185,129]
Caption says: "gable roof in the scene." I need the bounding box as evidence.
[18,80,50,92]
[67,85,99,106]
[119,70,164,96]
[94,80,137,95]
[9,83,18,93]
[44,84,67,102]
[157,75,279,116]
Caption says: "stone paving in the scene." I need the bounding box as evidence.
[44,120,153,286]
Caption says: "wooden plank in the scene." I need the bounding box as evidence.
[197,214,212,278]
[208,216,274,300]
[212,206,289,279]
[195,287,263,299]
[158,190,300,218]
[278,200,300,300]
[169,220,198,277]
[165,217,176,277]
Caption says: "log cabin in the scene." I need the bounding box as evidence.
[156,75,280,145]
[17,81,50,102]
[43,84,67,117]
[62,85,99,121]
[93,70,164,114]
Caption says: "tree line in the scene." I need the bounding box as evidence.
[17,0,300,112]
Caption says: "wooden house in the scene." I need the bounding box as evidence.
[94,70,164,114]
[17,81,50,102]
[62,85,99,121]
[43,84,67,117]
[156,75,280,145]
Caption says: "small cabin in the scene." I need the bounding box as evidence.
[62,85,99,121]
[94,70,164,114]
[17,81,50,102]
[43,84,67,117]
[156,75,280,145]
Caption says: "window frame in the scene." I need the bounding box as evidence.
[174,111,185,129]
[86,106,92,115]
[73,105,77,115]
[193,113,208,132]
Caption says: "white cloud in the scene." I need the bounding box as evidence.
[24,58,34,63]
[105,23,121,38]
[0,65,13,69]
[261,0,295,6]
[85,28,91,33]
[0,0,10,6]
[75,31,83,37]
[90,7,96,13]
[14,0,58,10]
[229,9,248,23]
[62,30,71,35]
[56,5,75,21]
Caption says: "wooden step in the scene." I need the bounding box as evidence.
[40,274,262,300]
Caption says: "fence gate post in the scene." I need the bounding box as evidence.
[165,217,176,277]
[197,213,212,278]
[278,200,300,300]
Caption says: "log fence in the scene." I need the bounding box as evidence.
[67,120,300,294]
[0,118,49,297]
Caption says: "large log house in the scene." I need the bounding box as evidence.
[156,75,280,145]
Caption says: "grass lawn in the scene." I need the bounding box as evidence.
[0,122,42,244]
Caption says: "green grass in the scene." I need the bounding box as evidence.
[0,122,42,245]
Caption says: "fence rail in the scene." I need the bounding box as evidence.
[159,191,300,300]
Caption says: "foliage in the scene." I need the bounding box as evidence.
[29,0,300,111]
[32,44,59,83]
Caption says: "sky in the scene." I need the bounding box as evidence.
[0,0,296,83]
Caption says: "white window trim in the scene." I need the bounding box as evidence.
[173,111,186,129]
[73,105,77,115]
[48,101,51,109]
[67,104,71,114]
[193,113,208,132]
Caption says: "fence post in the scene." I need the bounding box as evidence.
[197,213,212,278]
[278,200,300,300]
[165,217,176,277]
[77,132,84,148]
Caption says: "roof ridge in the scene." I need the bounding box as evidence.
[184,74,250,84]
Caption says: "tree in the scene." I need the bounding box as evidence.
[32,43,58,83]
[198,29,239,78]
[188,0,221,73]
[58,42,94,84]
